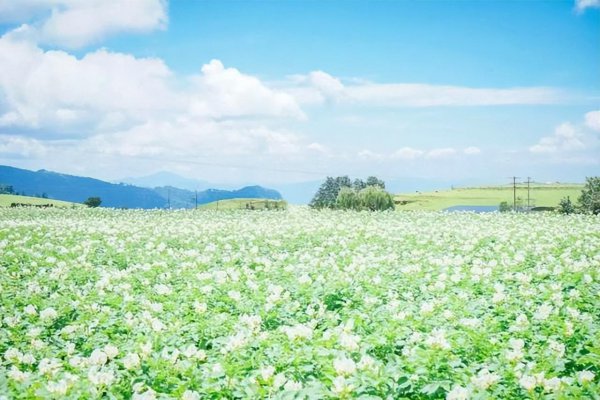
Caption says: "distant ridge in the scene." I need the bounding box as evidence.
[0,165,283,209]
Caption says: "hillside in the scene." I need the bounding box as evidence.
[0,165,284,209]
[0,165,166,209]
[395,184,584,211]
[0,194,80,208]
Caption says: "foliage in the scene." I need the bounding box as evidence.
[498,201,511,213]
[357,185,395,211]
[558,196,576,215]
[0,208,599,398]
[311,176,389,210]
[578,176,600,215]
[336,186,360,210]
[83,196,102,207]
[309,176,352,209]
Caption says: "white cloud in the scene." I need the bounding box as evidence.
[392,147,424,160]
[0,0,168,48]
[288,72,563,107]
[584,110,600,132]
[529,123,586,153]
[189,60,304,119]
[463,146,481,155]
[0,134,47,157]
[0,34,177,132]
[575,0,600,12]
[426,148,457,159]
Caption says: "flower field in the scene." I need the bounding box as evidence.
[0,208,599,399]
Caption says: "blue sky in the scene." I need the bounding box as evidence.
[0,0,598,188]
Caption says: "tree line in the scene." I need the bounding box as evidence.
[309,176,395,211]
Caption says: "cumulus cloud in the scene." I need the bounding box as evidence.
[0,32,304,136]
[529,123,586,153]
[0,34,177,133]
[189,60,304,119]
[575,0,600,12]
[584,110,600,132]
[0,0,168,48]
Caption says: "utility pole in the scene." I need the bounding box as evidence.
[526,177,532,211]
[195,190,198,209]
[167,188,171,209]
[510,176,520,211]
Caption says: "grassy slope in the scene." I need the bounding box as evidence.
[198,198,287,210]
[394,184,584,211]
[0,194,80,208]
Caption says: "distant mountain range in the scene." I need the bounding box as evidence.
[0,165,282,209]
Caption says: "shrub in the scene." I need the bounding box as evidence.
[499,201,511,213]
[558,196,576,215]
[336,187,360,210]
[358,186,395,211]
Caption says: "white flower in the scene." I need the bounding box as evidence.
[425,329,451,350]
[260,365,275,381]
[154,284,172,295]
[228,290,241,302]
[534,303,553,321]
[46,380,69,395]
[104,344,119,359]
[8,366,30,382]
[331,376,354,395]
[543,377,561,392]
[519,375,536,391]
[471,368,500,390]
[333,356,356,376]
[4,348,23,363]
[577,370,595,384]
[282,324,313,341]
[284,380,302,391]
[273,373,286,389]
[420,302,435,315]
[193,301,207,313]
[122,353,141,370]
[89,349,108,366]
[87,368,115,386]
[358,355,376,370]
[40,307,58,321]
[446,385,469,400]
[24,304,37,316]
[181,390,200,400]
[133,389,157,400]
[339,331,361,351]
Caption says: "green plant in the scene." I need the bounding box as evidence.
[578,176,600,215]
[83,196,102,207]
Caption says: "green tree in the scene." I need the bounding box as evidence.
[358,186,395,211]
[498,201,511,213]
[558,196,576,215]
[365,176,386,189]
[309,176,352,209]
[336,187,360,210]
[578,176,600,214]
[84,197,102,208]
